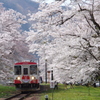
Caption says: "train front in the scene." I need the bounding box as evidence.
[14,62,40,91]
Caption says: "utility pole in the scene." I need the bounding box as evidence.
[50,67,54,88]
[45,59,47,83]
[51,68,53,80]
[50,67,54,100]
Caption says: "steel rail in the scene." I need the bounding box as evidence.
[19,92,32,100]
[5,92,32,100]
[5,93,21,100]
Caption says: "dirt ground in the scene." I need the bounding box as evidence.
[24,93,41,100]
[22,85,50,100]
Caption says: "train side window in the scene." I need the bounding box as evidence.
[23,68,28,75]
[14,66,21,75]
[30,65,37,74]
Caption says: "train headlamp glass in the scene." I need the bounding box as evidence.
[31,76,34,80]
[17,76,20,80]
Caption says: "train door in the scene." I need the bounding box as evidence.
[23,68,28,75]
[22,65,30,83]
[22,65,29,75]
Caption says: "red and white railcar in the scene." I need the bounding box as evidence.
[14,61,40,91]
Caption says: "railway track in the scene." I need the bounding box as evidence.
[4,85,49,100]
[5,92,32,100]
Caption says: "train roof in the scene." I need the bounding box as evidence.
[14,62,37,65]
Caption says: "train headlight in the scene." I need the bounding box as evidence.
[31,76,34,80]
[16,77,20,80]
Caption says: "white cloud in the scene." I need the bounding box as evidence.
[31,0,54,3]
[46,0,54,3]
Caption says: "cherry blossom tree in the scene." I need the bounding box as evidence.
[0,5,32,84]
[27,0,100,83]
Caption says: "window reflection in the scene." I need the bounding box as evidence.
[14,66,21,75]
[24,68,28,75]
[30,65,37,74]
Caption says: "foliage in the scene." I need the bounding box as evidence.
[0,0,100,85]
[26,0,100,83]
[0,4,32,84]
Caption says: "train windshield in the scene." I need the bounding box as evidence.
[14,65,21,75]
[30,65,37,74]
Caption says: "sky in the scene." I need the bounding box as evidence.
[32,0,55,3]
[32,0,70,4]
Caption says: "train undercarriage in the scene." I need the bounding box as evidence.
[15,83,40,91]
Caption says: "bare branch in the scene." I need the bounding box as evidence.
[78,2,100,36]
[80,41,98,61]
[84,15,96,32]
[56,14,75,25]
[89,11,100,35]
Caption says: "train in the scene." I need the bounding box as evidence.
[14,61,40,91]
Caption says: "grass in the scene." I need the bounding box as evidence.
[0,85,16,98]
[0,83,100,99]
[40,84,100,100]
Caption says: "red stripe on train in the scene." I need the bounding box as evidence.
[22,76,30,79]
[30,79,38,83]
[15,62,37,65]
[14,80,21,84]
